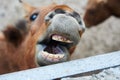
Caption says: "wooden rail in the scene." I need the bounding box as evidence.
[0,51,120,80]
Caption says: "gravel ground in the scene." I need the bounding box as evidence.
[62,66,120,80]
[61,67,120,80]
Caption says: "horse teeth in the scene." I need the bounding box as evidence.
[47,54,52,58]
[41,51,49,57]
[48,54,64,59]
[47,56,53,61]
[55,54,64,59]
[52,35,73,43]
[53,55,59,59]
[52,35,59,41]
[40,51,64,62]
[57,54,64,59]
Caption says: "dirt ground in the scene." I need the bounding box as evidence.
[0,0,120,60]
[62,66,120,80]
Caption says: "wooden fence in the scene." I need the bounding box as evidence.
[0,51,120,80]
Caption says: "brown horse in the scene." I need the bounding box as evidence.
[84,0,120,27]
[0,0,85,74]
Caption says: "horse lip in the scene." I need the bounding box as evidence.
[35,44,69,66]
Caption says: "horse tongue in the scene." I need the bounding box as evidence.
[43,44,62,54]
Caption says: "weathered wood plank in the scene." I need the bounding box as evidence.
[0,51,120,80]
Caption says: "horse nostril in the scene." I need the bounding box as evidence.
[45,9,67,25]
[49,14,54,18]
[68,11,83,25]
[69,11,80,18]
[78,21,83,25]
[55,9,66,14]
[45,19,49,22]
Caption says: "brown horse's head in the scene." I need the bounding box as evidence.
[0,0,85,74]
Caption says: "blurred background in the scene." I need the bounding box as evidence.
[0,0,120,60]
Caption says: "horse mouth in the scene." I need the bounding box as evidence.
[36,34,73,66]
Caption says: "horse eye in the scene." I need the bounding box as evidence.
[30,13,39,21]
